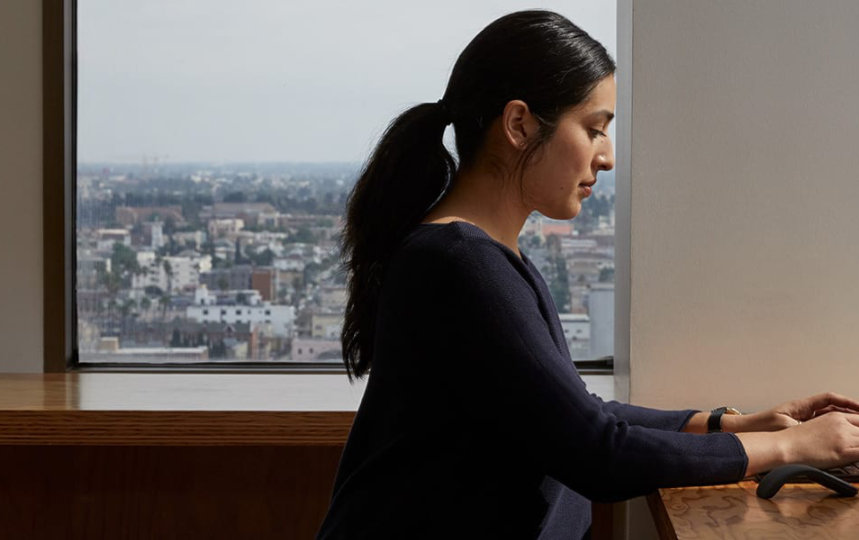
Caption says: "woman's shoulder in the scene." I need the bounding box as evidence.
[401,221,521,263]
[391,221,533,285]
[383,221,544,321]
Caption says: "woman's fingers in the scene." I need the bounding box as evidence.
[812,404,857,417]
[779,393,859,422]
[804,392,859,414]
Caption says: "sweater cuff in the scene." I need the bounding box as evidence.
[599,400,701,431]
[727,432,751,480]
[677,409,702,432]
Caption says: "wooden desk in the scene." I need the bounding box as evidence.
[648,480,859,539]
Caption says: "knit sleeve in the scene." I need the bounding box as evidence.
[595,398,699,432]
[442,237,748,503]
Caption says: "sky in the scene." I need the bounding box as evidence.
[78,1,617,164]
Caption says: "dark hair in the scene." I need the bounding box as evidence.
[340,10,615,381]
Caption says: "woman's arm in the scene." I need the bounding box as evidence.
[682,394,859,476]
[682,392,859,434]
[442,239,748,501]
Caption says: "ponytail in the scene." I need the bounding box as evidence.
[340,101,455,381]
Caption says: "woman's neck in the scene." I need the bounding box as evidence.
[422,167,529,258]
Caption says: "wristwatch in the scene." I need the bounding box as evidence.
[707,406,742,433]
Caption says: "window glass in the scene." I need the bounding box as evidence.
[76,1,616,365]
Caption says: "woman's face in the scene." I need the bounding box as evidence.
[521,75,616,220]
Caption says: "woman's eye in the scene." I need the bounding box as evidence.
[588,128,607,140]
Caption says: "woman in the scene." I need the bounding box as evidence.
[318,10,859,539]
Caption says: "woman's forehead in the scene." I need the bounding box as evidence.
[585,76,616,106]
[570,77,616,118]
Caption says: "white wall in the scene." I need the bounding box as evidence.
[611,2,859,537]
[625,0,859,412]
[0,0,43,372]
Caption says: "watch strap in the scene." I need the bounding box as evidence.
[708,406,741,433]
[707,407,727,433]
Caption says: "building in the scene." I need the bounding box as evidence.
[542,221,574,238]
[95,228,131,252]
[199,203,277,226]
[275,268,303,297]
[200,265,253,291]
[132,252,212,293]
[211,239,236,262]
[192,285,262,307]
[251,267,277,301]
[290,337,341,363]
[319,286,347,310]
[171,230,207,249]
[273,256,305,272]
[77,253,110,289]
[186,286,296,338]
[207,218,244,239]
[560,237,599,253]
[588,283,614,360]
[115,205,184,227]
[142,221,164,249]
[559,313,590,360]
[311,313,343,339]
[89,337,209,364]
[116,319,259,360]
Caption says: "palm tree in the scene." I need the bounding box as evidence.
[119,298,137,334]
[163,259,174,295]
[100,271,122,332]
[159,295,171,323]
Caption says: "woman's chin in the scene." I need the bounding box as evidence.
[544,204,581,221]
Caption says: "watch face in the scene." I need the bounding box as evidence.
[725,407,742,415]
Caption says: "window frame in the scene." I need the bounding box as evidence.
[43,0,74,372]
[44,0,621,375]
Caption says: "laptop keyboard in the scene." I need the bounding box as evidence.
[825,462,859,482]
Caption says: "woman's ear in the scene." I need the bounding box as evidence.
[501,100,539,150]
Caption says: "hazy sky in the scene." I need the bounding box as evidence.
[78,1,616,163]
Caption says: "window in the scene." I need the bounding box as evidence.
[71,1,616,371]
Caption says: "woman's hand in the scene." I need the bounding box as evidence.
[782,413,859,469]
[737,412,859,476]
[726,392,859,433]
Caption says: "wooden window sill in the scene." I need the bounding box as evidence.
[0,372,614,446]
[0,373,365,446]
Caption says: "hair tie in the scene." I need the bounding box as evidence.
[436,99,452,125]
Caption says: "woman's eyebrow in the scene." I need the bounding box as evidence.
[588,110,615,123]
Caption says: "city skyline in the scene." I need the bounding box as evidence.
[76,161,616,364]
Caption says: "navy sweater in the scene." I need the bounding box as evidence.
[317,222,748,539]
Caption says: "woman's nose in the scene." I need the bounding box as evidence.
[596,143,614,172]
